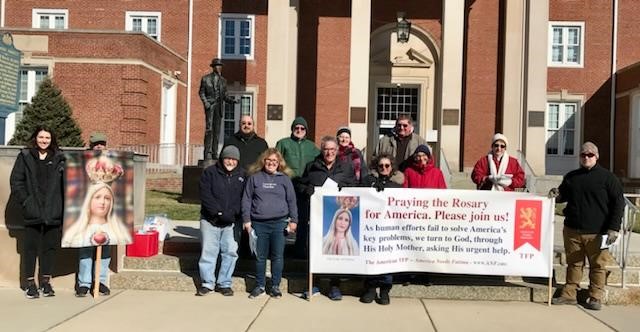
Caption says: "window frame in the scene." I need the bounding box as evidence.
[125,11,162,41]
[546,101,579,157]
[222,92,254,141]
[218,14,255,60]
[32,8,68,29]
[548,21,585,68]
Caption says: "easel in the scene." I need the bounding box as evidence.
[93,245,103,299]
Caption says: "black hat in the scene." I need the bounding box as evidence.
[336,126,351,137]
[210,58,223,67]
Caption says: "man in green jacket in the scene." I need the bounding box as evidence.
[276,117,319,258]
[275,117,319,179]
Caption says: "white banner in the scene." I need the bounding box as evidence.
[309,188,554,277]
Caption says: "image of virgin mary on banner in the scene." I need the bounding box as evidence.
[61,150,134,247]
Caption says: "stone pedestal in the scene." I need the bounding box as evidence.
[181,165,204,204]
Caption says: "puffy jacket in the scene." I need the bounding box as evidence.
[199,162,246,226]
[471,154,525,191]
[403,159,447,189]
[374,132,427,170]
[10,148,65,226]
[275,136,319,178]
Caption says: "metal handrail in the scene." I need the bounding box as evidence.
[514,150,536,193]
[610,194,639,288]
[439,147,452,188]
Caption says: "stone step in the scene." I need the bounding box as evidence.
[551,264,640,287]
[122,254,309,274]
[110,269,640,304]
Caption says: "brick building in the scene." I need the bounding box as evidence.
[1,0,639,178]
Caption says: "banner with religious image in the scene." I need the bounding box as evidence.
[309,187,554,277]
[61,150,134,247]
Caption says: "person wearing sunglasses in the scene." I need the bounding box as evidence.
[359,153,404,305]
[548,142,624,311]
[471,133,525,191]
[403,144,447,189]
[374,114,427,171]
[222,115,268,171]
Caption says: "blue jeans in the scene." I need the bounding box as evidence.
[253,219,288,289]
[199,220,238,289]
[78,246,111,288]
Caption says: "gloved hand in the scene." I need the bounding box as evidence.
[606,229,619,245]
[496,176,512,187]
[486,175,498,184]
[375,182,385,192]
[338,184,344,192]
[304,186,315,196]
[548,188,560,199]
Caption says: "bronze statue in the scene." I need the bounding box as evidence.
[199,58,237,161]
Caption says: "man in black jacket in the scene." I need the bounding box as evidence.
[223,115,268,170]
[197,145,246,296]
[199,58,237,161]
[549,142,624,310]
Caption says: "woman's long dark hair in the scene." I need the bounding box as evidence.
[27,125,59,152]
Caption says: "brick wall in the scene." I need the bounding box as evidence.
[146,174,183,193]
[463,0,501,167]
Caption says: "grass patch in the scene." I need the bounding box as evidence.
[145,190,200,221]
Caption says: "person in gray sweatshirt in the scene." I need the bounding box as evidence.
[242,148,298,299]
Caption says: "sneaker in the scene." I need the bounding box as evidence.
[215,286,234,296]
[98,283,110,296]
[551,296,577,305]
[196,286,213,296]
[270,287,283,298]
[359,287,377,304]
[40,282,55,297]
[328,286,342,301]
[76,286,90,297]
[25,281,39,299]
[583,297,602,311]
[248,287,265,299]
[301,286,320,299]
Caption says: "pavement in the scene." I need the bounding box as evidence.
[1,288,638,332]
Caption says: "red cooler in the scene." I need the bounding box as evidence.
[126,231,159,257]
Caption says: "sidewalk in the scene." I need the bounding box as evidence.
[1,288,637,332]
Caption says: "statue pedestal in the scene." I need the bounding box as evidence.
[181,159,217,204]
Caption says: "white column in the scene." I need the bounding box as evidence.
[524,0,548,175]
[348,0,371,149]
[265,0,299,145]
[440,0,465,171]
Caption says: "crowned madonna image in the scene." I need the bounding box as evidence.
[62,151,134,247]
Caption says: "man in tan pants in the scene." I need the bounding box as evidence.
[549,142,624,310]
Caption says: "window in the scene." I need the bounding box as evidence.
[548,22,584,67]
[32,9,68,29]
[220,14,255,60]
[222,94,253,139]
[546,102,577,156]
[126,11,161,41]
[376,87,419,121]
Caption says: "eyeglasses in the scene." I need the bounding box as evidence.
[322,148,336,152]
[241,122,253,125]
[396,123,410,128]
[378,164,391,169]
[493,144,506,149]
[294,126,306,131]
[265,158,279,164]
[580,153,596,158]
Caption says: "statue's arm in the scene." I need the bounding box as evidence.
[198,76,210,109]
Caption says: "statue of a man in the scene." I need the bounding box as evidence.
[199,58,237,161]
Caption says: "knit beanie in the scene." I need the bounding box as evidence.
[336,126,351,137]
[220,145,240,161]
[492,133,509,147]
[414,144,431,157]
[291,116,308,131]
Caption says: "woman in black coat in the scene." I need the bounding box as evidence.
[359,153,404,305]
[10,126,65,299]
